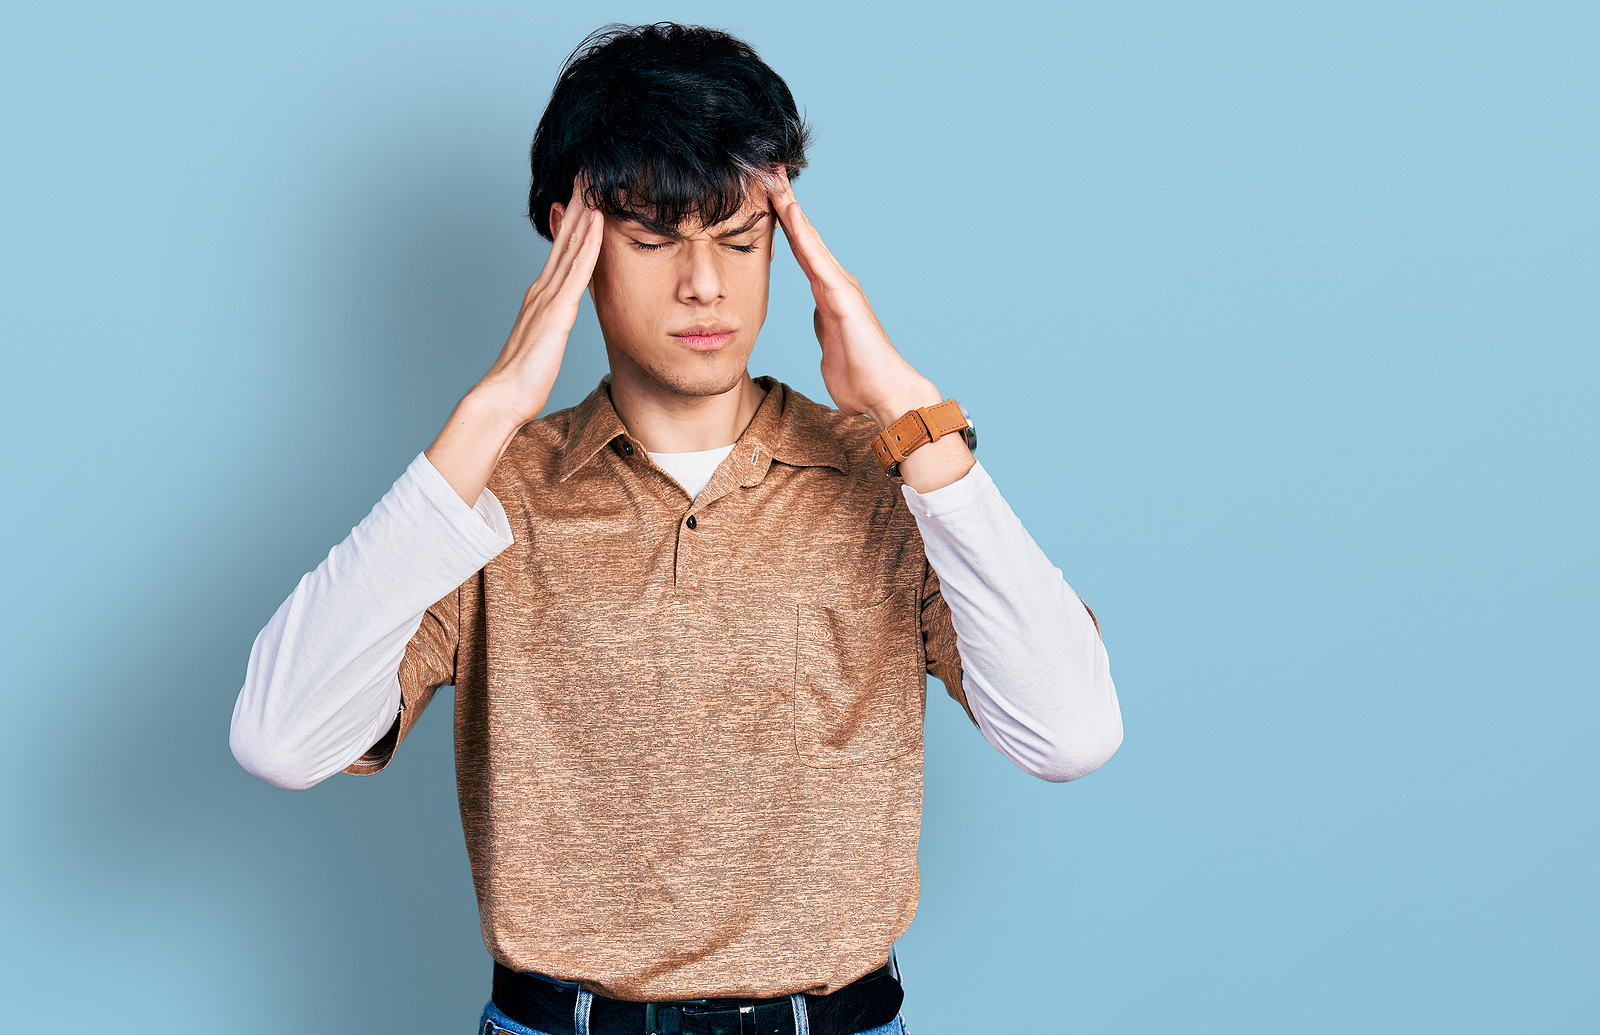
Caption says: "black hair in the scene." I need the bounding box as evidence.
[527,22,811,240]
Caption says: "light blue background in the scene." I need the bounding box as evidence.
[2,1,1594,1031]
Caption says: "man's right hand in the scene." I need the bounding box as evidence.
[425,176,604,505]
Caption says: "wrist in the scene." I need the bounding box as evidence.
[426,389,533,507]
[459,383,543,437]
[867,381,943,431]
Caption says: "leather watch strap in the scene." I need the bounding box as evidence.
[870,399,969,475]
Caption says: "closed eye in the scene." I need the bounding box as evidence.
[632,240,757,253]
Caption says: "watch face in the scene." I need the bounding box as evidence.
[958,404,976,454]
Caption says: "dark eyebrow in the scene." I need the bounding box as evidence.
[616,211,769,240]
[617,212,683,238]
[713,212,770,239]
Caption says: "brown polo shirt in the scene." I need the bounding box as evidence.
[346,376,970,1001]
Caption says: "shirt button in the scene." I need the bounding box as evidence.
[685,515,697,530]
[621,441,635,456]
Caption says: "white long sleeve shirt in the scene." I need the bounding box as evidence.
[231,449,1120,790]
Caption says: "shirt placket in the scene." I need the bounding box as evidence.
[672,440,775,591]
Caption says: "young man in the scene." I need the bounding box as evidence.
[232,23,1120,1035]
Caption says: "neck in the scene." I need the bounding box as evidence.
[606,363,767,454]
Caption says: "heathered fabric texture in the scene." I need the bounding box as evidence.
[346,377,969,1001]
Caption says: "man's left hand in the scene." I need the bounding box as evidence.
[767,170,944,428]
[768,170,975,491]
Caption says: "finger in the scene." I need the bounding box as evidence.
[508,185,601,353]
[518,205,599,324]
[761,165,795,213]
[546,174,583,237]
[546,207,602,304]
[569,207,604,285]
[768,175,853,297]
[539,175,600,290]
[764,170,815,276]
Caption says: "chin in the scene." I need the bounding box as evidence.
[644,357,750,399]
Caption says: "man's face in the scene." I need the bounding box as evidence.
[569,190,776,400]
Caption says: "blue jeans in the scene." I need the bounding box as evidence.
[477,999,910,1035]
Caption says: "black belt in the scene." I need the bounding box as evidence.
[490,962,903,1035]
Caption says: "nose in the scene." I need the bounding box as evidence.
[676,241,725,305]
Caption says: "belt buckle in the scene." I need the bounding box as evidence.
[643,998,714,1035]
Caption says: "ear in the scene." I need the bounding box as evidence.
[549,201,566,238]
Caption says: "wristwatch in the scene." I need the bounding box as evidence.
[869,399,977,477]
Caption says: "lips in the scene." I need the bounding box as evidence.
[670,327,736,351]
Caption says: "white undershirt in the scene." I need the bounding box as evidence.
[231,451,1120,790]
[650,444,736,498]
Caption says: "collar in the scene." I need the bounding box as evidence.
[556,376,850,482]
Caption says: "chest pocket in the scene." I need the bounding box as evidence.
[794,590,923,768]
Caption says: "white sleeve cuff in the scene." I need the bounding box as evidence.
[899,456,994,518]
[410,451,514,549]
